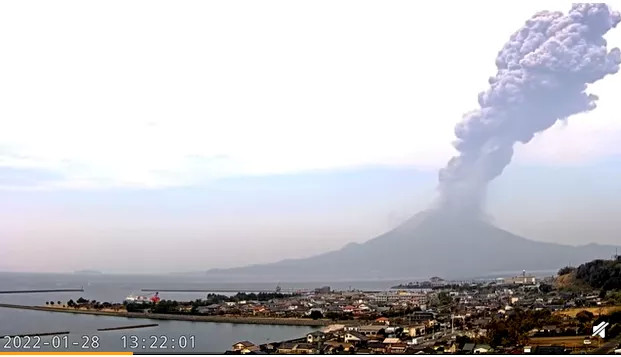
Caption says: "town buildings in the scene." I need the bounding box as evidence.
[216,275,613,354]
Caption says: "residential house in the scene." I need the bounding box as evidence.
[375,317,390,325]
[462,343,475,354]
[232,341,259,354]
[196,304,220,314]
[410,336,427,345]
[540,325,560,335]
[344,332,368,344]
[387,343,408,354]
[382,338,401,345]
[321,341,352,353]
[306,331,326,344]
[473,344,492,354]
[276,343,297,354]
[406,324,426,337]
[410,311,436,322]
[447,342,459,354]
[294,343,318,354]
[357,325,385,337]
[252,305,267,315]
[367,342,386,354]
[342,305,355,313]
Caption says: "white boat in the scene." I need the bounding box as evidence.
[124,294,150,304]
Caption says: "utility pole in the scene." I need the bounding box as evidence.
[451,314,454,335]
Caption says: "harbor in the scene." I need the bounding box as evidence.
[0,273,392,352]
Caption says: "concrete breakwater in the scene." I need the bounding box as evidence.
[97,324,159,331]
[0,303,329,327]
[4,331,70,338]
[0,289,84,294]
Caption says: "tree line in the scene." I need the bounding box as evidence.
[574,258,621,291]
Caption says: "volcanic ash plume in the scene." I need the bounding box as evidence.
[437,3,621,214]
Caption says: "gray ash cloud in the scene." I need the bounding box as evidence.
[438,3,621,214]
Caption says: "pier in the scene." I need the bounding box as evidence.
[3,331,70,338]
[0,288,84,294]
[97,323,159,331]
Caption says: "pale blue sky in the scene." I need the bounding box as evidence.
[1,1,621,273]
[2,161,621,273]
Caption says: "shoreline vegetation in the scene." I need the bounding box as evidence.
[0,303,331,326]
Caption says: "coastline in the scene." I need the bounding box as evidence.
[0,303,331,327]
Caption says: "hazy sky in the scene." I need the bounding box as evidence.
[1,1,621,273]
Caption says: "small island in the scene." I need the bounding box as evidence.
[392,276,447,289]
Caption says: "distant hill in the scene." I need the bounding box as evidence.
[555,257,621,295]
[554,270,592,291]
[205,210,620,282]
[557,257,621,290]
[575,257,621,290]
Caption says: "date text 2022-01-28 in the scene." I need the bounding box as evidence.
[1,335,197,351]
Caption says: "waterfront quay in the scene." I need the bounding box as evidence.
[4,274,621,354]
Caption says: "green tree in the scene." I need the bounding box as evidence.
[485,309,560,347]
[606,291,621,304]
[309,310,323,320]
[326,311,341,321]
[576,310,594,324]
[575,259,621,290]
[539,283,553,293]
[438,292,452,305]
[377,328,386,339]
[558,266,576,276]
[126,302,153,312]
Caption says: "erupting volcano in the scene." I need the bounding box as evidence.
[206,4,621,281]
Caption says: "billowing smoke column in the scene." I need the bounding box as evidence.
[438,3,621,214]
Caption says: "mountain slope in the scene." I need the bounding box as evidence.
[205,210,619,281]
